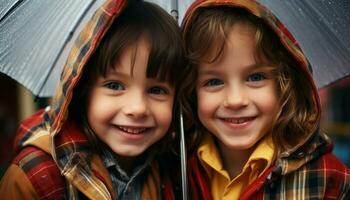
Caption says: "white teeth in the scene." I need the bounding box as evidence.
[118,126,147,134]
[224,117,253,124]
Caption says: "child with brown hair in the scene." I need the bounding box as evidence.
[180,0,350,199]
[0,0,184,199]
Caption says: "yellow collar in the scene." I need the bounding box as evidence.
[197,133,275,180]
[197,133,275,199]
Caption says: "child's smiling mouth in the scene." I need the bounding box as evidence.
[218,116,257,129]
[221,117,256,124]
[115,125,151,134]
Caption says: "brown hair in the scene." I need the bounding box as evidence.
[69,1,185,155]
[181,6,317,154]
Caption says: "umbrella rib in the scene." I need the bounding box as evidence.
[36,0,96,97]
[0,0,27,23]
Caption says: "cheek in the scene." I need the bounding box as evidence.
[257,88,279,117]
[197,90,219,120]
[87,92,115,123]
[154,100,174,130]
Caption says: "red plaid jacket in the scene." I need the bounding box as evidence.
[188,142,350,200]
[0,109,178,200]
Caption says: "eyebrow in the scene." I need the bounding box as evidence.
[198,63,272,74]
[243,63,275,70]
[253,65,276,73]
[104,67,131,78]
[198,69,222,76]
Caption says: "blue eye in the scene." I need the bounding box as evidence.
[105,82,124,90]
[247,73,266,82]
[148,86,168,95]
[204,79,223,87]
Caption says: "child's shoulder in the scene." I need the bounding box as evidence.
[14,145,54,166]
[291,152,350,183]
[301,152,350,198]
[269,152,350,199]
[311,152,350,174]
[11,146,66,199]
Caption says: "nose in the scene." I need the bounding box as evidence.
[123,91,149,118]
[223,84,249,109]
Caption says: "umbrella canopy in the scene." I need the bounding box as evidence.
[0,0,106,97]
[1,0,350,94]
[257,0,350,88]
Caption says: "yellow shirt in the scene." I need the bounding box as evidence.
[197,134,275,200]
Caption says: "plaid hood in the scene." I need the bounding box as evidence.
[44,0,128,174]
[47,0,127,137]
[181,0,328,175]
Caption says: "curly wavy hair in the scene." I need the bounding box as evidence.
[180,6,318,154]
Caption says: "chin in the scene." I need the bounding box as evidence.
[111,148,146,157]
[227,142,256,150]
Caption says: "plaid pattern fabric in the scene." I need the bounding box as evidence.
[7,113,177,199]
[53,121,114,199]
[48,0,127,135]
[13,146,66,200]
[260,153,350,200]
[13,109,49,153]
[189,149,350,200]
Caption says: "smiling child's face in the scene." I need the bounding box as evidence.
[87,37,174,157]
[196,22,279,153]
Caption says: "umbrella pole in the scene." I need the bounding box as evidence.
[179,107,188,200]
[170,0,179,22]
[171,0,188,198]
